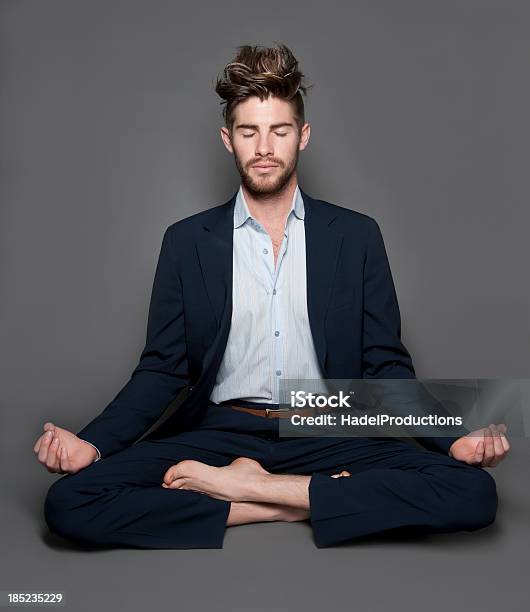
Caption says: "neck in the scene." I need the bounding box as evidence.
[242,174,298,229]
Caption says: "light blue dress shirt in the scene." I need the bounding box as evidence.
[209,183,325,405]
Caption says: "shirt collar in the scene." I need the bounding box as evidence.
[233,184,305,229]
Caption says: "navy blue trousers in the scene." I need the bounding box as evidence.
[44,402,498,549]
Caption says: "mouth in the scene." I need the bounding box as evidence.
[252,164,279,171]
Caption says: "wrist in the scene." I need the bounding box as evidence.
[79,438,102,462]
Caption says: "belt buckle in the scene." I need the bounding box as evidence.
[265,407,290,417]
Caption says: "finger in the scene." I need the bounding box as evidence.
[499,431,510,453]
[35,423,56,454]
[46,436,61,472]
[482,426,495,466]
[493,423,510,452]
[491,424,505,463]
[59,446,71,473]
[474,440,485,465]
[487,425,500,467]
[38,430,54,463]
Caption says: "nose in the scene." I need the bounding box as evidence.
[255,134,274,157]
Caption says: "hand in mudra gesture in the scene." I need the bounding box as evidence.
[33,422,98,474]
[448,423,510,467]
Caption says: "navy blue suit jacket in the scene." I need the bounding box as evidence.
[76,189,469,458]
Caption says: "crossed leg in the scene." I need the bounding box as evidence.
[162,456,350,525]
[45,426,496,549]
[43,432,349,548]
[161,436,498,547]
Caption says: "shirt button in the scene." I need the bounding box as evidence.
[272,289,277,295]
[263,248,268,254]
[275,369,282,376]
[274,331,280,337]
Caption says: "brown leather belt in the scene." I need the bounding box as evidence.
[225,404,333,419]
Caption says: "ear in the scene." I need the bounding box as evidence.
[220,126,234,153]
[298,122,311,151]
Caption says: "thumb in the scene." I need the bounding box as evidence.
[163,470,175,484]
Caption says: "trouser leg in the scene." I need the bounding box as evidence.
[44,404,275,549]
[272,436,498,548]
[43,438,233,549]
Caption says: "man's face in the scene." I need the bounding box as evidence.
[220,95,310,196]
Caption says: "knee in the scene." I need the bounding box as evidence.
[452,467,498,531]
[44,476,87,542]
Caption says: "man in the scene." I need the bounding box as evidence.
[35,43,509,549]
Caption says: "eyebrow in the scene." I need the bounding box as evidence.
[234,122,294,130]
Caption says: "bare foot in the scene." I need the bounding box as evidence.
[162,457,270,502]
[331,470,351,478]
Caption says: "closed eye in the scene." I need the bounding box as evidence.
[242,132,288,138]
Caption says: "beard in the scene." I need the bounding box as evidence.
[233,146,300,198]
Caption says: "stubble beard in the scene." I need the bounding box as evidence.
[234,146,300,199]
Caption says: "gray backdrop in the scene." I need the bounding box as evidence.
[1,1,528,611]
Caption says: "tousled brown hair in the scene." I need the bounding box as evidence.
[215,42,313,134]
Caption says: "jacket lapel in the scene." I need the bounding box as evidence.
[302,188,343,373]
[195,193,236,331]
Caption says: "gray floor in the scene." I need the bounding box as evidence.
[2,439,528,612]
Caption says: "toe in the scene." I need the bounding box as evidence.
[331,470,351,478]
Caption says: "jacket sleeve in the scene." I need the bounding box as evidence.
[361,217,469,455]
[75,225,189,458]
